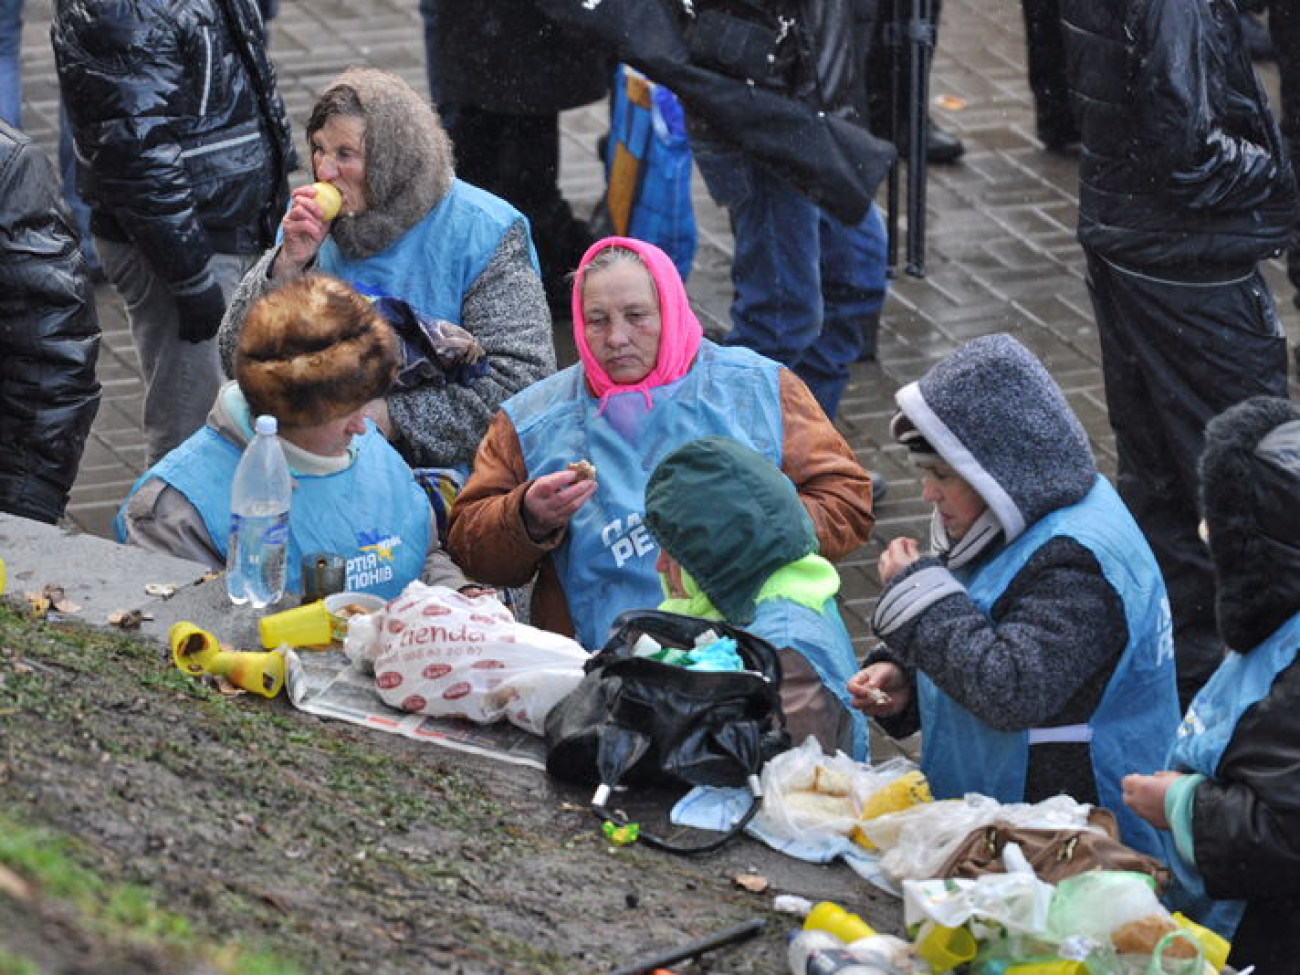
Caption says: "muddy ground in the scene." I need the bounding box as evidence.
[0,601,906,975]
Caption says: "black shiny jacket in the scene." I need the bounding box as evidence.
[0,122,101,525]
[51,0,296,293]
[1061,0,1298,271]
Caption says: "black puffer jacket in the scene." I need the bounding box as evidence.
[1191,397,1300,971]
[1061,0,1297,271]
[51,0,295,293]
[0,121,101,525]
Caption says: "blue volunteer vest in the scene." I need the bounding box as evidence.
[316,178,536,324]
[751,596,870,762]
[1159,611,1300,937]
[917,476,1179,856]
[123,424,430,599]
[504,341,784,650]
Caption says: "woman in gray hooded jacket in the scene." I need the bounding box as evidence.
[218,68,555,475]
[849,334,1179,857]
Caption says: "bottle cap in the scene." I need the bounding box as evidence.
[254,414,278,435]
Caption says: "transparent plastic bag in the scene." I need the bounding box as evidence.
[752,734,919,846]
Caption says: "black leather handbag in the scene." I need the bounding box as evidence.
[544,609,790,853]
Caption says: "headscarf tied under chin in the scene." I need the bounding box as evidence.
[572,236,703,410]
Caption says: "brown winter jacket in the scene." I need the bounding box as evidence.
[447,368,875,639]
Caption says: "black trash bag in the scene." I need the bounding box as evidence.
[545,609,790,854]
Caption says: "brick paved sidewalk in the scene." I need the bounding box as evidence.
[12,0,1300,655]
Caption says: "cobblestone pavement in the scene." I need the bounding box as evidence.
[12,0,1299,656]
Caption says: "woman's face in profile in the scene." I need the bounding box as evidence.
[919,460,988,540]
[310,115,368,217]
[281,406,369,457]
[581,261,663,385]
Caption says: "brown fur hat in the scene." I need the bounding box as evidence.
[234,273,397,430]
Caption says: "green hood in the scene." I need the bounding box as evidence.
[644,436,818,624]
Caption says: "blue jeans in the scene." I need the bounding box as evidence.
[58,104,100,274]
[0,0,22,128]
[694,139,888,419]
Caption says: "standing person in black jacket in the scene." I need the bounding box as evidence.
[51,0,295,465]
[1060,0,1298,708]
[432,1,609,313]
[0,120,100,525]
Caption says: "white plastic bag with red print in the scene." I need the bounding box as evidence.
[371,582,589,736]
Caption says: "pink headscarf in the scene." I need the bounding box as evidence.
[572,236,703,408]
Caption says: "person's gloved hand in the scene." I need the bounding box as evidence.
[175,281,227,344]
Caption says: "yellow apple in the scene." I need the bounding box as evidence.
[312,182,343,221]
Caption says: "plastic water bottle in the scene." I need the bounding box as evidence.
[226,414,292,608]
[788,930,890,975]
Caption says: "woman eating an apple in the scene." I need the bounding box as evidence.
[217,67,555,478]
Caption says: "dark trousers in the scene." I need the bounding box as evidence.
[1020,0,1078,148]
[444,107,592,305]
[1268,0,1300,298]
[1085,252,1289,708]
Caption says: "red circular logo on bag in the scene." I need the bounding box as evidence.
[386,618,406,634]
[471,659,505,669]
[400,695,427,712]
[442,681,472,700]
[422,604,453,617]
[376,671,403,690]
[422,663,453,680]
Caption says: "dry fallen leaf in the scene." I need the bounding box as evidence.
[0,864,32,901]
[23,591,50,619]
[733,873,770,893]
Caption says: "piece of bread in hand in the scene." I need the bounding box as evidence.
[567,459,597,482]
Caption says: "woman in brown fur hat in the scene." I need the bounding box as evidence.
[217,67,555,477]
[118,273,475,600]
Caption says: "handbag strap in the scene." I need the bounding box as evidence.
[590,777,764,855]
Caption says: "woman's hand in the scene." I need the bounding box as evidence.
[522,470,597,542]
[878,536,922,585]
[848,661,911,717]
[1122,771,1182,830]
[272,184,334,279]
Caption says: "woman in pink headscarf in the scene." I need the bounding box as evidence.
[448,237,875,648]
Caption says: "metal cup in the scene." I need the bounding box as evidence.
[300,552,346,604]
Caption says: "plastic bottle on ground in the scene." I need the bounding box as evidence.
[226,414,292,608]
[788,929,891,975]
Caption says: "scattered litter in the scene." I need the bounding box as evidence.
[602,820,640,847]
[935,93,967,111]
[733,873,769,893]
[24,583,80,618]
[774,894,814,916]
[144,582,178,599]
[107,608,151,630]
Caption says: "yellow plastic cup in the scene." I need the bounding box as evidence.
[0,555,6,595]
[804,901,878,943]
[1171,912,1229,971]
[1005,962,1088,975]
[915,922,977,974]
[258,599,334,648]
[170,621,221,674]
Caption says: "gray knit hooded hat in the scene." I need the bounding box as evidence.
[895,333,1096,542]
[311,68,454,260]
